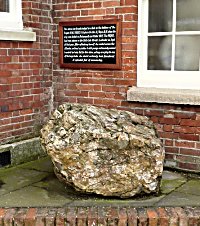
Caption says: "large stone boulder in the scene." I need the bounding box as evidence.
[41,103,164,198]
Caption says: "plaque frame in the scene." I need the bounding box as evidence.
[59,19,122,70]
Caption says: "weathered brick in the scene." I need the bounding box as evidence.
[127,208,138,226]
[157,208,169,226]
[35,208,48,226]
[107,207,119,226]
[4,208,16,226]
[147,208,158,226]
[77,207,87,226]
[185,207,200,226]
[118,208,127,226]
[87,207,98,226]
[24,208,37,226]
[165,207,179,226]
[66,207,77,226]
[13,208,27,225]
[0,208,6,225]
[174,207,188,226]
[137,208,148,226]
[97,207,107,225]
[56,208,67,226]
[45,209,56,226]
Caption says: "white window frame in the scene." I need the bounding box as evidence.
[137,0,200,90]
[0,0,23,31]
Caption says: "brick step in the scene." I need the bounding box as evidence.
[0,207,199,225]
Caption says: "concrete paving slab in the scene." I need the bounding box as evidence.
[175,180,200,196]
[0,186,72,208]
[0,167,49,196]
[156,191,200,207]
[161,171,187,194]
[19,156,54,173]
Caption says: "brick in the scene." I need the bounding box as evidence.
[157,208,169,226]
[118,208,127,226]
[180,119,200,127]
[45,209,56,226]
[179,133,199,141]
[174,111,196,119]
[174,126,198,134]
[158,132,179,139]
[107,207,119,225]
[127,208,138,226]
[76,3,93,9]
[146,208,158,226]
[165,147,179,154]
[77,207,87,226]
[24,208,37,226]
[160,118,180,125]
[56,208,67,226]
[66,207,77,225]
[4,208,16,226]
[35,208,48,226]
[174,207,188,226]
[175,141,195,149]
[185,207,200,226]
[178,162,198,171]
[13,208,27,225]
[165,207,179,226]
[115,6,136,14]
[0,208,6,225]
[180,148,200,157]
[87,207,98,226]
[125,0,138,6]
[164,139,173,146]
[97,207,107,225]
[137,208,148,226]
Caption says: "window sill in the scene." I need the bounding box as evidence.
[0,29,36,41]
[127,87,200,105]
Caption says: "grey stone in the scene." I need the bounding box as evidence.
[41,103,164,198]
[0,138,46,167]
[127,87,200,105]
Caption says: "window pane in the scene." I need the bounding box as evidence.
[175,35,200,71]
[148,0,173,32]
[148,36,172,70]
[176,0,200,31]
[0,0,9,12]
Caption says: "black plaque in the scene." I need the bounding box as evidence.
[59,19,122,69]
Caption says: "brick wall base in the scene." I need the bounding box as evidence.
[0,207,199,225]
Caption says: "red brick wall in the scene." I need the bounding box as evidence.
[52,0,200,172]
[0,0,53,145]
[52,0,137,107]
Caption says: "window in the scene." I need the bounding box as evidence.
[0,0,23,30]
[0,0,9,12]
[138,0,200,89]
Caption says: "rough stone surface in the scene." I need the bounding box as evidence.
[40,103,164,198]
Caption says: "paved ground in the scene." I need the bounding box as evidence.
[0,157,200,208]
